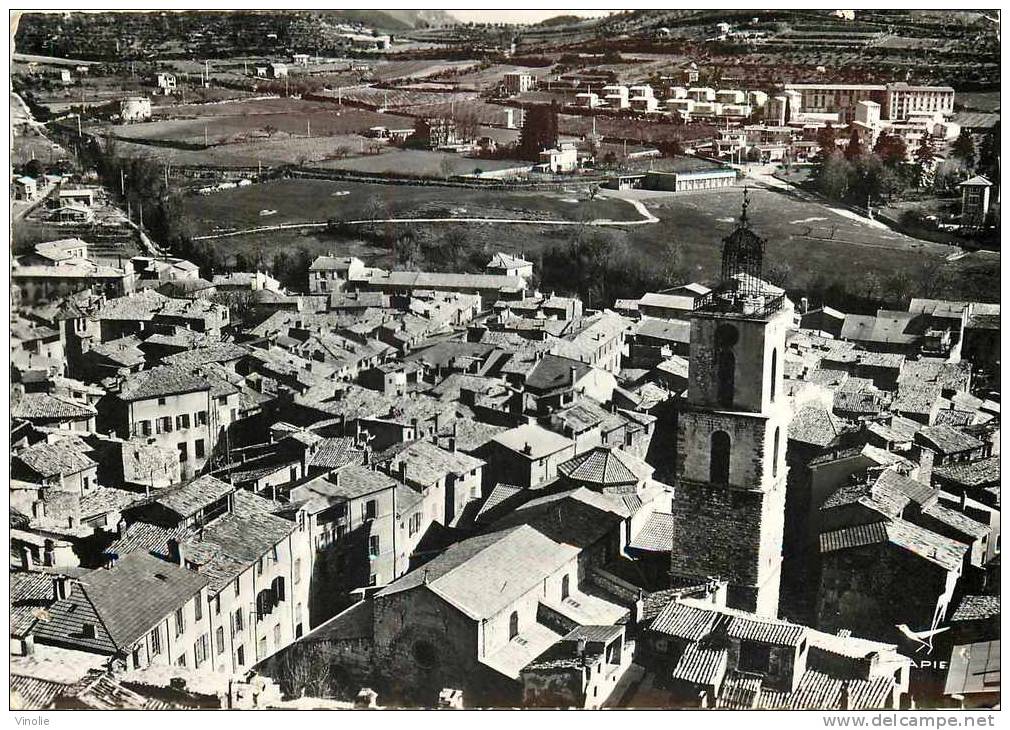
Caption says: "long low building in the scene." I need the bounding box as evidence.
[644,168,738,193]
[350,269,526,302]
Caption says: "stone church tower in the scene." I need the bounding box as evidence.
[669,192,792,617]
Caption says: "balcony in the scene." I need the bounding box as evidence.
[693,290,786,319]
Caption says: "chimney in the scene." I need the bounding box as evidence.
[167,537,185,566]
[398,460,407,483]
[839,681,851,711]
[569,366,578,387]
[448,436,457,453]
[432,412,440,433]
[576,636,588,657]
[916,446,934,488]
[19,546,33,571]
[52,575,70,601]
[523,442,532,455]
[800,296,809,314]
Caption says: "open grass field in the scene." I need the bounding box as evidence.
[180,179,998,306]
[182,177,638,236]
[615,186,999,303]
[312,148,525,177]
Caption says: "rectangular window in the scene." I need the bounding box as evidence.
[194,634,209,668]
[150,627,161,656]
[161,416,174,433]
[216,626,225,655]
[368,574,377,587]
[233,607,244,633]
[197,411,208,426]
[273,624,281,646]
[158,397,167,406]
[234,578,241,597]
[294,558,301,584]
[175,607,185,636]
[271,545,279,563]
[236,645,245,666]
[176,414,189,430]
[194,591,203,621]
[257,557,264,576]
[363,499,377,520]
[214,595,221,615]
[132,646,142,668]
[178,442,188,463]
[369,535,380,556]
[258,636,267,659]
[195,439,205,459]
[177,654,187,667]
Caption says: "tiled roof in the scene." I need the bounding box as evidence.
[161,342,248,368]
[933,456,1000,488]
[789,404,847,448]
[649,601,719,641]
[491,423,573,459]
[524,354,592,393]
[387,440,484,488]
[153,475,234,519]
[726,615,806,647]
[11,393,96,421]
[949,595,1000,623]
[181,490,297,593]
[716,671,762,709]
[917,424,984,455]
[31,552,208,653]
[11,571,58,637]
[379,526,578,621]
[820,518,967,572]
[557,446,639,486]
[671,643,728,686]
[629,512,675,552]
[15,439,96,478]
[292,466,397,512]
[80,488,144,520]
[88,336,146,368]
[476,483,523,522]
[309,437,360,470]
[116,366,210,401]
[635,316,691,344]
[920,503,990,540]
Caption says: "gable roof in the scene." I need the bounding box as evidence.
[31,552,208,654]
[15,439,96,478]
[377,525,577,620]
[820,519,967,572]
[491,423,573,459]
[151,475,234,519]
[12,393,96,422]
[116,366,211,402]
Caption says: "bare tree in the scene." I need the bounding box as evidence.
[277,645,334,699]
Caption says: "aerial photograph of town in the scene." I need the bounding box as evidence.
[7,7,1000,715]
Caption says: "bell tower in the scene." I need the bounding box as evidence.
[670,190,792,617]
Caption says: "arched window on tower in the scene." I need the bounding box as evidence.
[770,348,777,403]
[772,427,781,479]
[715,324,739,408]
[710,431,731,485]
[509,610,519,640]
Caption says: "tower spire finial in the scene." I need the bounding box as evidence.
[740,187,750,227]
